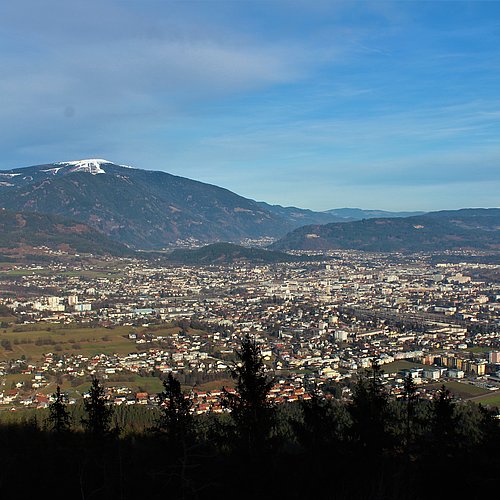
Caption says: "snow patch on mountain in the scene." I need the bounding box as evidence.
[55,159,110,175]
[41,167,64,175]
[0,172,21,178]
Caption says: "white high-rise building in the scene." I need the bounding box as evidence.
[68,295,79,306]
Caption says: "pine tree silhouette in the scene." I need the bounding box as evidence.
[430,385,457,455]
[157,372,192,442]
[293,388,349,452]
[48,385,71,433]
[403,373,418,449]
[223,334,274,451]
[349,359,392,452]
[82,377,113,436]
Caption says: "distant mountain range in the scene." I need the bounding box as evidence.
[1,159,497,254]
[323,207,426,220]
[0,159,423,250]
[271,208,500,252]
[0,209,132,256]
[258,203,425,226]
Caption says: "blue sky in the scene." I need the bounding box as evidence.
[1,0,499,211]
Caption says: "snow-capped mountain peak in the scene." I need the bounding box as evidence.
[54,159,111,175]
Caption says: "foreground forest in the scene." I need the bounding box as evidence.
[1,336,499,499]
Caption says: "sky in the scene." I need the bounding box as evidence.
[1,0,499,211]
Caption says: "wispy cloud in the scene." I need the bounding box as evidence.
[0,1,341,166]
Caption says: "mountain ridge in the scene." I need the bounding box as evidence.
[1,159,493,253]
[0,160,294,249]
[271,208,500,253]
[258,201,425,226]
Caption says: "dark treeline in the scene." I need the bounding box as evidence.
[1,336,499,499]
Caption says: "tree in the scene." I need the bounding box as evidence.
[402,373,418,448]
[1,339,12,351]
[293,389,350,452]
[82,377,113,436]
[430,385,457,454]
[156,372,192,442]
[48,385,71,433]
[222,334,274,451]
[349,360,392,453]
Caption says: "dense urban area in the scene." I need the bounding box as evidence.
[1,248,499,414]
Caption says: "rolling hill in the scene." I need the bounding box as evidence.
[0,209,133,256]
[167,242,309,264]
[271,208,500,253]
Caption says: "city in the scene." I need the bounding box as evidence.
[1,248,498,413]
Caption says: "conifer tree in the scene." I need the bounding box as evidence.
[430,385,457,454]
[403,373,418,448]
[293,388,349,452]
[157,372,192,441]
[349,359,392,452]
[48,385,71,433]
[82,377,113,436]
[223,334,274,451]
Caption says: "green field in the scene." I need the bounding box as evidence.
[67,375,165,396]
[380,360,428,374]
[0,323,183,361]
[98,376,164,394]
[466,347,490,355]
[0,323,189,397]
[469,392,500,406]
[426,381,491,399]
[196,378,234,391]
[0,325,135,360]
[1,373,32,389]
[1,373,167,399]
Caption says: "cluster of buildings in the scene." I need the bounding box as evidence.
[0,249,499,409]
